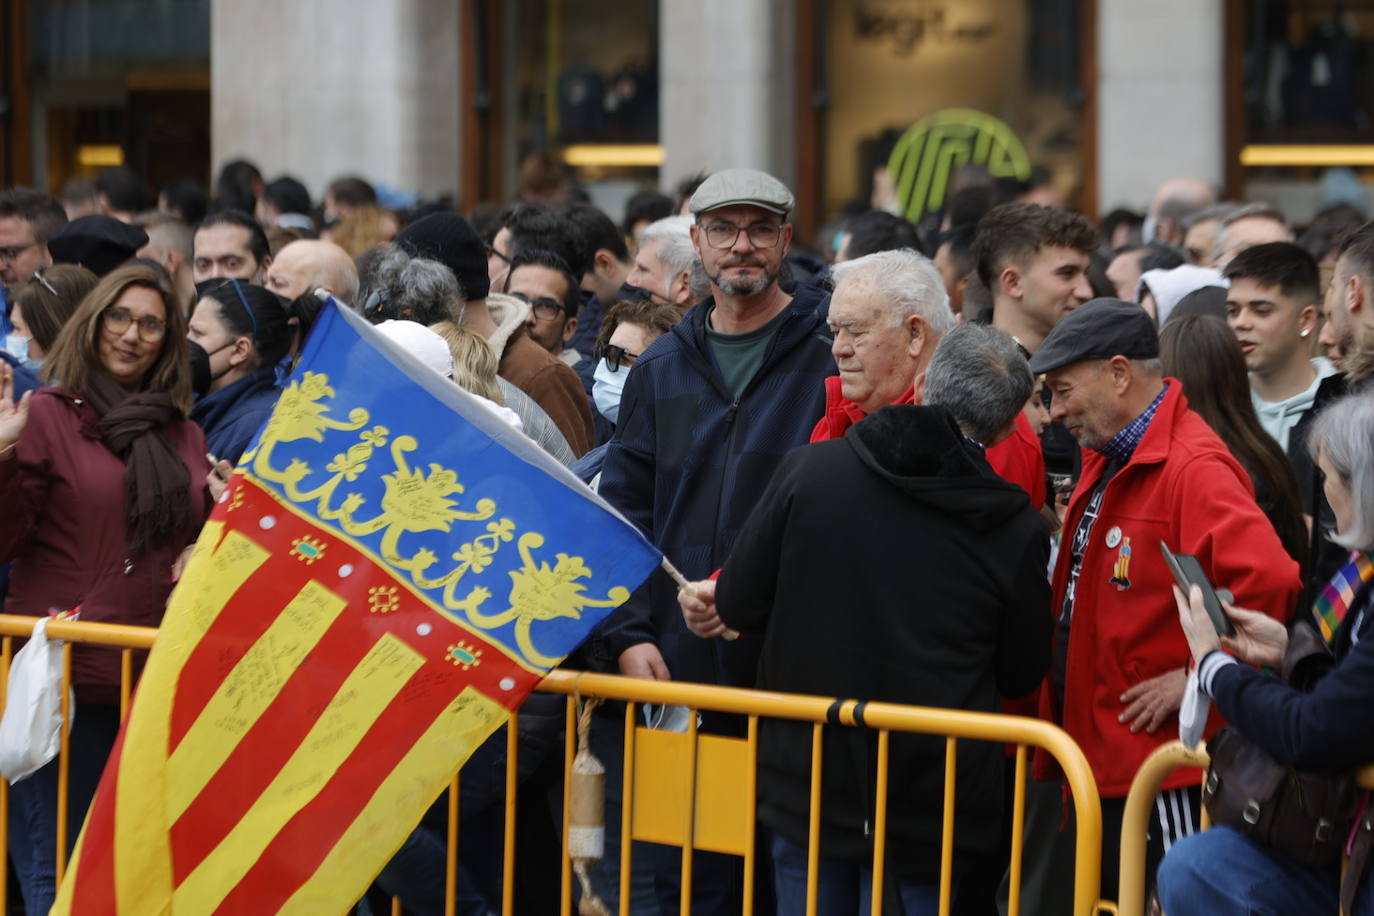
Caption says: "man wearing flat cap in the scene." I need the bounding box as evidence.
[594,167,836,909]
[1029,298,1300,903]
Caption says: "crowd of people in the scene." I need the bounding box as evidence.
[1,156,1373,916]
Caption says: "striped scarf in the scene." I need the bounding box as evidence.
[1313,550,1374,646]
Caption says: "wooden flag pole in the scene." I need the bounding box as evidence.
[659,557,739,641]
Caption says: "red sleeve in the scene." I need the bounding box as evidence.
[1178,453,1301,624]
[985,413,1046,509]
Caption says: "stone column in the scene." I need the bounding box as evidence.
[211,0,461,201]
[1096,0,1224,211]
[658,0,797,192]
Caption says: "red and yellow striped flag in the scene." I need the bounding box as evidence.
[52,302,659,913]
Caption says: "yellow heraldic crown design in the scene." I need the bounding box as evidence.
[464,533,632,667]
[248,370,631,670]
[265,372,369,444]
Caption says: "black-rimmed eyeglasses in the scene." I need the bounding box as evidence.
[509,291,567,322]
[596,343,640,372]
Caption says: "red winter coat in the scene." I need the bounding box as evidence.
[0,388,209,704]
[809,375,914,443]
[1034,382,1300,797]
[985,412,1047,510]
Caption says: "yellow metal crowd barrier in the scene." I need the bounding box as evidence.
[0,614,1106,916]
[1115,740,1374,916]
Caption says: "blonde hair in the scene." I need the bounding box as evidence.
[429,320,504,405]
[329,204,396,258]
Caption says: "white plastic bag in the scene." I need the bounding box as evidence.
[0,618,74,784]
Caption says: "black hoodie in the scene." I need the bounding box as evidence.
[716,404,1052,880]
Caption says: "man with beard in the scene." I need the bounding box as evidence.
[1286,220,1374,606]
[593,168,836,911]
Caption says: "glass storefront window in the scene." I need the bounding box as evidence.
[821,0,1085,224]
[28,0,210,196]
[500,0,659,212]
[1237,2,1374,224]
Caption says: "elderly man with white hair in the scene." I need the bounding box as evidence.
[625,215,710,306]
[812,247,955,440]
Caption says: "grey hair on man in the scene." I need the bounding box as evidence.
[830,247,956,336]
[1309,393,1374,551]
[1211,202,1293,265]
[642,215,712,301]
[357,245,464,326]
[922,323,1034,445]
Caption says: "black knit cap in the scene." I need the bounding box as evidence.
[394,212,490,302]
[1028,297,1160,375]
[47,215,149,277]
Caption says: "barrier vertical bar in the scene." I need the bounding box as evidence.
[446,772,459,916]
[55,641,73,882]
[1007,745,1028,916]
[806,722,824,916]
[619,702,637,916]
[119,649,133,722]
[679,708,699,916]
[502,712,520,916]
[560,696,575,916]
[938,737,957,916]
[391,897,402,915]
[1,636,11,915]
[743,714,759,916]
[870,728,891,916]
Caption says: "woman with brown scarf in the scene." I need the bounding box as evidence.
[0,262,209,915]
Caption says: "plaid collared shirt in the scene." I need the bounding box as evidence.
[1097,383,1169,464]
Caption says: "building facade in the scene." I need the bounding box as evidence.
[1,0,1369,237]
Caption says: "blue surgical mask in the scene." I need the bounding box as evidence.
[4,333,40,373]
[593,357,628,425]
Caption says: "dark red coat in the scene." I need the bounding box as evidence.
[0,388,209,703]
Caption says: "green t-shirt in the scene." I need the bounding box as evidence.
[704,305,790,400]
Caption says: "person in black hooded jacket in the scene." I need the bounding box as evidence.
[695,323,1053,912]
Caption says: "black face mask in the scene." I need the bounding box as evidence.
[187,339,212,397]
[186,339,235,397]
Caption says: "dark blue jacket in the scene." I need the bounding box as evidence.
[594,285,836,687]
[191,368,281,465]
[1212,594,1374,771]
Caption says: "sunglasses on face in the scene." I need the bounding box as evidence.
[596,343,640,371]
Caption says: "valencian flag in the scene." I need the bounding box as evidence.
[52,301,661,914]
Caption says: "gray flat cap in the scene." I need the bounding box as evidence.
[1028,298,1159,375]
[689,168,795,216]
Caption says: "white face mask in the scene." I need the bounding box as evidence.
[3,333,39,372]
[593,357,628,425]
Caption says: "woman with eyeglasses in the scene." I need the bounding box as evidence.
[0,262,209,915]
[188,278,290,465]
[6,264,99,373]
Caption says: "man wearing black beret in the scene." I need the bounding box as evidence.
[1028,297,1302,903]
[47,214,148,277]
